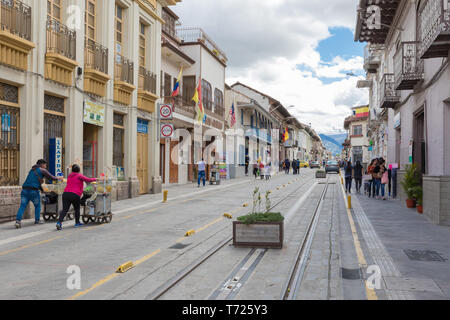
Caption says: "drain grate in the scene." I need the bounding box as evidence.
[341,268,362,280]
[404,250,447,262]
[169,243,191,250]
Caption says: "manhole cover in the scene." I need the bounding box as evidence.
[341,268,362,280]
[169,243,191,250]
[404,250,447,262]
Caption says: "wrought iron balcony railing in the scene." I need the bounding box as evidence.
[394,41,424,90]
[138,66,157,94]
[364,44,382,74]
[418,0,450,59]
[380,73,400,109]
[84,38,108,74]
[114,54,134,85]
[164,96,195,119]
[0,0,31,41]
[46,18,76,60]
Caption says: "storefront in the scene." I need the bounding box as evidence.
[44,94,65,177]
[83,99,104,178]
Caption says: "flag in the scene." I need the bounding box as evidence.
[171,66,183,97]
[192,77,205,123]
[229,103,236,128]
[283,127,289,142]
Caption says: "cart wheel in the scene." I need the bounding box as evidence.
[82,216,90,224]
[52,214,58,220]
[95,217,103,224]
[67,212,74,220]
[43,215,51,222]
[104,215,112,224]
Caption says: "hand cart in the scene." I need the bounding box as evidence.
[209,165,221,185]
[82,179,113,224]
[42,181,74,221]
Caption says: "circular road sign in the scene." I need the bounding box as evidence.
[161,124,174,138]
[160,104,173,119]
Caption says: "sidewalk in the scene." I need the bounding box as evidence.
[352,191,450,299]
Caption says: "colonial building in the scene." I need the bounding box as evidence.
[0,0,180,221]
[344,106,370,169]
[355,0,450,225]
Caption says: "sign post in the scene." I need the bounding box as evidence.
[161,124,174,139]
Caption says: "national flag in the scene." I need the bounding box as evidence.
[229,103,236,128]
[283,127,289,142]
[171,66,183,97]
[192,77,205,123]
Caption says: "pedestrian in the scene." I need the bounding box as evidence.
[245,155,249,176]
[380,159,388,200]
[367,159,376,198]
[354,161,363,193]
[259,161,265,180]
[265,163,271,180]
[372,159,382,199]
[297,159,301,174]
[56,164,98,230]
[292,159,297,175]
[14,159,63,228]
[197,158,207,187]
[344,160,353,193]
[253,161,259,179]
[285,159,291,174]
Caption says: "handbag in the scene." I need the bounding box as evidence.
[381,171,389,184]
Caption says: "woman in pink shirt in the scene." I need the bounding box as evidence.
[56,164,97,230]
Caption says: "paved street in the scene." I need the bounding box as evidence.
[1,169,448,300]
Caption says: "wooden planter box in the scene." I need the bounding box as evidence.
[233,221,284,249]
[316,172,326,178]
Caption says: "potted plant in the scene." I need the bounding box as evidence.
[413,186,423,214]
[400,164,420,208]
[315,170,326,178]
[233,188,284,249]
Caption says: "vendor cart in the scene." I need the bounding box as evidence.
[82,179,113,224]
[42,181,74,221]
[209,164,221,185]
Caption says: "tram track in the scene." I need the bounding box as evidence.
[146,174,319,300]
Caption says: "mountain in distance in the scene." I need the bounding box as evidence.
[319,133,346,156]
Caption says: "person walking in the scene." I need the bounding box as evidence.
[265,163,271,180]
[380,159,388,200]
[15,159,62,229]
[197,158,207,187]
[292,159,297,175]
[285,159,291,174]
[259,161,265,180]
[344,160,353,193]
[354,161,363,193]
[245,155,249,176]
[56,164,97,230]
[367,159,376,198]
[372,159,382,199]
[253,161,259,179]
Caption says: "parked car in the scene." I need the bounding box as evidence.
[325,161,340,173]
[310,161,320,169]
[299,161,309,168]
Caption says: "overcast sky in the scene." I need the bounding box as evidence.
[172,0,368,135]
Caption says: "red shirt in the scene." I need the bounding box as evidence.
[64,172,97,196]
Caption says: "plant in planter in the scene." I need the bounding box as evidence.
[233,187,284,249]
[413,186,423,214]
[315,170,326,178]
[400,164,421,208]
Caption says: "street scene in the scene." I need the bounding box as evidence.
[0,0,449,311]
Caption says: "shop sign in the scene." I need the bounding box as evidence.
[49,137,63,177]
[84,100,105,127]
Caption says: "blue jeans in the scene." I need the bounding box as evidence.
[198,170,206,186]
[374,179,381,197]
[381,184,386,197]
[16,189,41,221]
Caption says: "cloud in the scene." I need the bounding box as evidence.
[172,0,366,135]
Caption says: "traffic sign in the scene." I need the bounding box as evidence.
[159,104,173,120]
[161,124,174,138]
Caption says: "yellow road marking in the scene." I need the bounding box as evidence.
[339,183,378,300]
[195,217,224,233]
[0,236,62,257]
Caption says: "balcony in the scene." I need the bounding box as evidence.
[137,66,158,113]
[45,19,78,86]
[364,44,382,74]
[114,54,135,105]
[84,38,109,97]
[244,125,272,144]
[165,96,196,119]
[0,0,35,70]
[394,42,424,90]
[380,74,400,109]
[418,0,450,59]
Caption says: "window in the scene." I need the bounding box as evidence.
[139,22,147,67]
[43,95,65,175]
[182,76,196,106]
[0,82,19,186]
[113,113,125,168]
[202,79,212,111]
[241,109,244,125]
[47,0,61,22]
[162,9,176,37]
[214,88,223,116]
[164,73,172,97]
[85,0,96,42]
[115,4,124,59]
[353,125,363,136]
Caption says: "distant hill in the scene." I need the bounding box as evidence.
[319,134,345,156]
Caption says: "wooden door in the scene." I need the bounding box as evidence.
[169,141,178,183]
[137,133,149,194]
